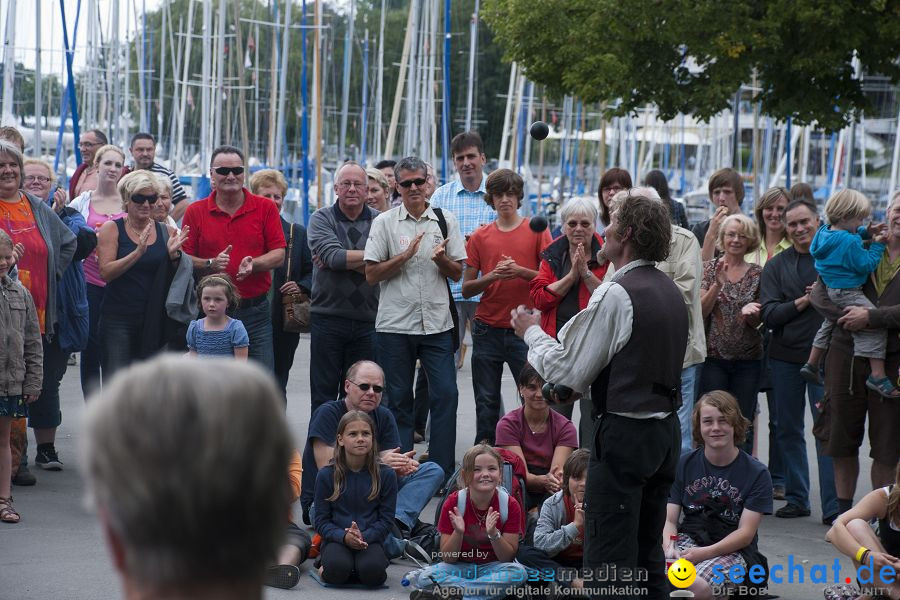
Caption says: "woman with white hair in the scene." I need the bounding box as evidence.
[365,168,391,212]
[96,170,191,379]
[530,197,609,445]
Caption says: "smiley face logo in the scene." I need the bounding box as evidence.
[667,558,696,588]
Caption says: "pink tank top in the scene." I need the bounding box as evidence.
[84,200,126,287]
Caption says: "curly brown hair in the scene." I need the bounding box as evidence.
[692,390,750,448]
[610,192,671,262]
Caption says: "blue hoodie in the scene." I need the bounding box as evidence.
[810,224,884,289]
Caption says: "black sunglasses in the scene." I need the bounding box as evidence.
[131,193,159,204]
[347,380,384,394]
[398,177,427,189]
[214,166,245,176]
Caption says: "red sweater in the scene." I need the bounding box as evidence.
[529,233,608,338]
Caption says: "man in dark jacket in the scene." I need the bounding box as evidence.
[760,199,838,524]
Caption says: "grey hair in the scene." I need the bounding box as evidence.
[0,228,12,249]
[346,359,385,383]
[154,173,173,195]
[0,139,24,177]
[394,156,427,180]
[81,355,293,588]
[607,186,663,216]
[117,170,163,209]
[559,196,599,224]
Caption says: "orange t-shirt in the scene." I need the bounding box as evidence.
[0,195,49,333]
[466,218,551,328]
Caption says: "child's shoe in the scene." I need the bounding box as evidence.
[800,363,823,385]
[865,375,900,398]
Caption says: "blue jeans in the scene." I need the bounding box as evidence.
[765,388,784,489]
[409,561,528,600]
[231,300,273,370]
[309,314,376,413]
[698,357,761,454]
[80,283,105,398]
[678,364,702,454]
[769,358,838,516]
[378,330,458,479]
[471,321,528,445]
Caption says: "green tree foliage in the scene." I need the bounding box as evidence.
[483,0,900,131]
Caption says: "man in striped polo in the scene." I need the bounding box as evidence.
[129,132,190,220]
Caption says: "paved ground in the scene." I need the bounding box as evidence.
[0,335,874,599]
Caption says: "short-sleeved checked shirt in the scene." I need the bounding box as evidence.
[364,203,467,334]
[430,176,494,302]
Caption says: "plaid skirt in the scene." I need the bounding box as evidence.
[675,533,747,599]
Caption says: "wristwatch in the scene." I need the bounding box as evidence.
[206,258,213,269]
[488,531,501,541]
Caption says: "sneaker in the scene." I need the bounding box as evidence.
[35,445,63,471]
[67,353,77,366]
[775,503,811,518]
[264,564,300,589]
[822,513,839,526]
[800,363,823,385]
[404,540,432,566]
[11,463,36,486]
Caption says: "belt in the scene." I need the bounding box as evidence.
[236,294,267,309]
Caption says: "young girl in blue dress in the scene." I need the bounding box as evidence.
[186,274,249,359]
[314,410,397,587]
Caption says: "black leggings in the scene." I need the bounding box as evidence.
[320,541,388,587]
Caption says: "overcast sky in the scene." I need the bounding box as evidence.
[2,0,164,75]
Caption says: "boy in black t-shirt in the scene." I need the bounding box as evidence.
[662,391,774,599]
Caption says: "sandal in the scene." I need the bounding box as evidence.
[865,376,900,398]
[0,496,20,523]
[264,564,300,589]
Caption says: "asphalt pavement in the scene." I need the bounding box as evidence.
[0,335,872,600]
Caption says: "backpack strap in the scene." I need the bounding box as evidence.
[457,488,508,526]
[433,207,449,240]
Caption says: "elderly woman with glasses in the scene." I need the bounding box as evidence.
[698,213,764,454]
[96,171,191,380]
[0,141,77,474]
[530,197,610,446]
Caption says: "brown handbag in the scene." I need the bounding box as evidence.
[282,223,311,333]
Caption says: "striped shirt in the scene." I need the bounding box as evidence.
[430,175,494,302]
[135,162,188,205]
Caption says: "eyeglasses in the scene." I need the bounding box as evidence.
[724,232,748,240]
[338,181,366,190]
[398,178,427,189]
[24,175,51,184]
[602,185,625,195]
[347,380,384,394]
[78,141,100,149]
[566,220,593,229]
[131,193,159,204]
[213,166,245,176]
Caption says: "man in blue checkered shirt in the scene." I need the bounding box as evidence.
[430,131,495,367]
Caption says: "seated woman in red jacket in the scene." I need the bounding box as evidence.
[529,197,608,445]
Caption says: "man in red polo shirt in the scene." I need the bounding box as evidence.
[182,145,286,368]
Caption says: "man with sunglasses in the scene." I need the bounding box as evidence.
[307,161,381,413]
[365,156,466,482]
[182,145,286,369]
[299,360,443,562]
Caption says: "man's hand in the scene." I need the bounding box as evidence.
[510,305,540,338]
[431,238,449,263]
[709,206,729,236]
[837,305,870,331]
[404,232,425,260]
[236,256,253,281]
[213,245,232,272]
[280,280,302,295]
[24,394,39,404]
[382,448,419,476]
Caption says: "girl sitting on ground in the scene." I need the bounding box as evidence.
[495,363,577,512]
[824,462,900,600]
[313,411,397,587]
[663,391,773,600]
[186,274,249,359]
[408,444,527,600]
[516,448,589,592]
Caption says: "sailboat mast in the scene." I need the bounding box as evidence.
[338,0,356,161]
[1,0,18,126]
[275,0,292,167]
[374,0,385,161]
[464,0,479,132]
[213,0,226,150]
[34,0,42,153]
